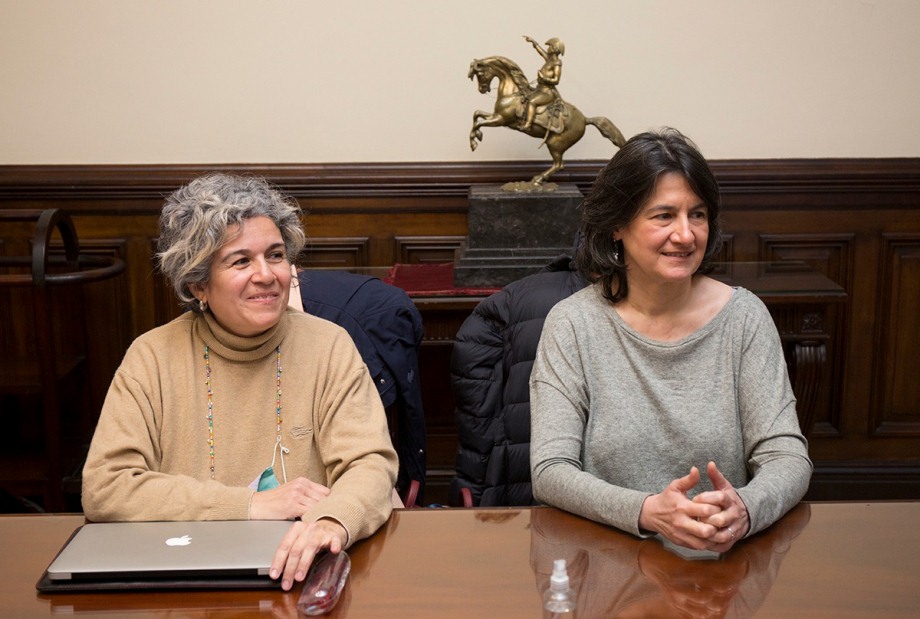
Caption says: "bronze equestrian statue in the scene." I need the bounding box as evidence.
[469,36,626,188]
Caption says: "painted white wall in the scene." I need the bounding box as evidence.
[1,0,918,164]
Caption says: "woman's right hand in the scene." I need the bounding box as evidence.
[249,477,331,520]
[270,518,348,591]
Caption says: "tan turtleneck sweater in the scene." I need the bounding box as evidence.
[82,307,398,547]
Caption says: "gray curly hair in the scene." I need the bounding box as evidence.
[156,173,306,312]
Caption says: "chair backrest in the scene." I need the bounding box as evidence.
[292,269,427,506]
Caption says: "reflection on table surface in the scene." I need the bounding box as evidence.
[10,502,920,617]
[530,503,811,618]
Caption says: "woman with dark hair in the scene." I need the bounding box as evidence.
[530,128,811,552]
[82,173,397,590]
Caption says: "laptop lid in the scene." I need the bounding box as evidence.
[45,520,292,582]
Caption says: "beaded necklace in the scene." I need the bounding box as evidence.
[204,345,283,480]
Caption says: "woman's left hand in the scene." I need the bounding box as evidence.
[692,461,751,551]
[270,517,347,591]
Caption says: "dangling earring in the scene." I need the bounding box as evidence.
[613,239,620,263]
[198,299,208,312]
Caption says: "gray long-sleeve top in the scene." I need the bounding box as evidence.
[530,284,812,538]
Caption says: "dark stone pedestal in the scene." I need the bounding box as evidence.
[453,183,583,288]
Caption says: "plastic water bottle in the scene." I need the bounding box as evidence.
[543,559,576,617]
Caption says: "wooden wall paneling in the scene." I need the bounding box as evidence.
[394,236,467,264]
[301,236,370,268]
[1,159,920,505]
[149,238,184,328]
[871,234,920,437]
[63,238,133,442]
[758,234,854,283]
[71,212,163,338]
[303,210,468,268]
[805,463,920,500]
[759,234,855,436]
[418,339,457,503]
[0,212,127,510]
[720,208,859,465]
[715,233,734,263]
[0,286,34,360]
[412,297,488,504]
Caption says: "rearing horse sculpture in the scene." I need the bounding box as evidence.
[468,55,626,186]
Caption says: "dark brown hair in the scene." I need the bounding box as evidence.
[576,127,722,303]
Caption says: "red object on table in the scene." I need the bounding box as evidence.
[385,263,500,296]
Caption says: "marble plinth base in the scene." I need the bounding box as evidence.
[454,183,583,288]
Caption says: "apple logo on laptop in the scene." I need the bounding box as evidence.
[165,535,192,547]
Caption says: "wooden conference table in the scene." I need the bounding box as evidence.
[7,502,919,618]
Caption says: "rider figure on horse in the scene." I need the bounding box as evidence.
[522,36,565,132]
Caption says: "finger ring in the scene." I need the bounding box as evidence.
[727,526,735,541]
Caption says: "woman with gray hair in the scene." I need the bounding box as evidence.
[82,173,398,591]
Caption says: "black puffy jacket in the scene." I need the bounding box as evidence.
[448,256,586,506]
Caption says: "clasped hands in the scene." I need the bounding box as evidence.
[249,477,347,591]
[639,461,750,553]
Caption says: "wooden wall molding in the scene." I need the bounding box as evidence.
[871,234,920,437]
[302,237,370,268]
[2,159,919,211]
[56,237,133,414]
[394,236,467,265]
[808,462,920,500]
[758,234,855,436]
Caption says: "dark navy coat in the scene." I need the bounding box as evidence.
[298,270,426,502]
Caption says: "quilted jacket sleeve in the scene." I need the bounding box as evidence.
[448,290,510,506]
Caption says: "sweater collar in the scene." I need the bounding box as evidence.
[194,309,291,362]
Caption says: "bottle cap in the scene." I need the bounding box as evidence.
[549,558,569,591]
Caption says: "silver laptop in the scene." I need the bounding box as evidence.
[45,520,292,582]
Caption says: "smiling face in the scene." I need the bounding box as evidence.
[192,216,291,337]
[616,171,709,288]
